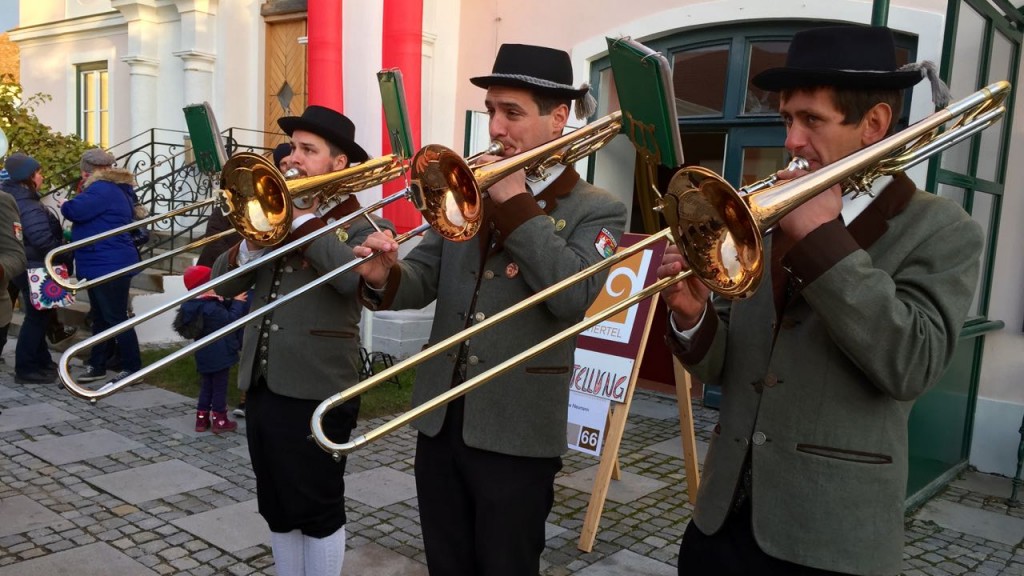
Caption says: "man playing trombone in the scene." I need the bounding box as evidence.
[659,26,983,576]
[211,105,393,576]
[355,44,627,575]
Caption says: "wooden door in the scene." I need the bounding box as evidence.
[265,18,307,149]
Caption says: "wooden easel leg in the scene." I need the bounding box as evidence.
[673,357,700,504]
[577,400,631,552]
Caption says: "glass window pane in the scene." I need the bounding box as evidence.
[941,5,986,174]
[741,147,787,188]
[937,183,966,207]
[673,45,729,117]
[84,111,96,144]
[680,131,727,175]
[969,191,994,316]
[597,67,620,117]
[976,32,1013,182]
[744,41,787,115]
[100,111,109,149]
[84,72,96,111]
[99,71,108,110]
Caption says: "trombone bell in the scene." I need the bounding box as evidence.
[220,154,292,246]
[409,145,483,242]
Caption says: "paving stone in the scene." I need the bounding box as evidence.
[171,499,269,552]
[15,429,144,466]
[573,549,675,575]
[556,465,669,505]
[644,436,709,464]
[0,404,78,433]
[347,467,417,508]
[342,542,427,575]
[85,459,225,504]
[951,471,1013,500]
[629,398,680,421]
[0,541,158,575]
[228,445,251,460]
[0,384,23,400]
[99,388,193,411]
[0,494,75,538]
[916,500,1024,546]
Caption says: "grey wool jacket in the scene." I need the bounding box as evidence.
[0,191,26,326]
[362,167,627,458]
[668,173,983,575]
[213,196,394,401]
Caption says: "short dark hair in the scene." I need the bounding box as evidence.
[784,86,903,135]
[531,93,570,116]
[326,141,347,164]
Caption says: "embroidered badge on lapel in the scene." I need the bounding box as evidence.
[13,222,22,242]
[505,262,519,279]
[594,228,617,259]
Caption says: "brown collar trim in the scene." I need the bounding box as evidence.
[322,195,362,223]
[846,172,915,249]
[533,166,580,214]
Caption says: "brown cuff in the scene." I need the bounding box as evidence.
[783,219,859,287]
[226,242,242,269]
[489,193,546,238]
[357,264,402,310]
[667,309,719,366]
[285,217,327,254]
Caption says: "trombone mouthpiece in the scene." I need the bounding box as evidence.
[283,168,300,179]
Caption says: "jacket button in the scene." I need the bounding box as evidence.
[270,324,280,331]
[752,431,767,446]
[467,355,479,366]
[483,270,494,280]
[284,266,294,273]
[764,374,779,388]
[474,312,485,322]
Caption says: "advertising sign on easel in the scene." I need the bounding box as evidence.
[567,234,666,552]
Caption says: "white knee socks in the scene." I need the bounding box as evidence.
[270,525,346,576]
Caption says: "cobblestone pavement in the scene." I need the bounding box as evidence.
[2,366,1024,575]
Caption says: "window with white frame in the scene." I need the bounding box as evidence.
[77,63,109,148]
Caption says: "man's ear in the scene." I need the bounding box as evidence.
[861,102,893,147]
[332,153,349,171]
[550,103,569,135]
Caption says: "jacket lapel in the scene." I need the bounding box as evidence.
[845,172,915,250]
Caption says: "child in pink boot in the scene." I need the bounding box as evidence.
[175,265,247,433]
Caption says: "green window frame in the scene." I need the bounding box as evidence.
[76,62,109,149]
[928,0,1020,321]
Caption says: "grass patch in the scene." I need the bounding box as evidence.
[140,347,414,420]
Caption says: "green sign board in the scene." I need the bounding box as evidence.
[183,102,228,173]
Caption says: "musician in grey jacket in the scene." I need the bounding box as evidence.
[212,105,392,576]
[659,26,983,576]
[356,44,627,576]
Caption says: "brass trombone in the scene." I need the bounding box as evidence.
[59,112,626,401]
[43,150,409,293]
[310,80,1010,459]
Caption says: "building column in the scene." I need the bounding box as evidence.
[382,0,424,232]
[173,0,218,106]
[308,0,345,111]
[112,1,161,139]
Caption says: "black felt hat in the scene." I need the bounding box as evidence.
[752,26,925,92]
[278,105,369,163]
[471,43,589,100]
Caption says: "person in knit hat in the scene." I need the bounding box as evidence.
[61,148,143,385]
[1,152,70,383]
[175,265,247,433]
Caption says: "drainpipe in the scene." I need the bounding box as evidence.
[308,0,344,112]
[871,0,890,26]
[381,0,424,233]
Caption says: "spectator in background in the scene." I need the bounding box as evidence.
[61,148,142,385]
[2,153,69,383]
[0,165,27,365]
[176,264,246,434]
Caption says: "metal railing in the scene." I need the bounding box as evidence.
[44,127,280,271]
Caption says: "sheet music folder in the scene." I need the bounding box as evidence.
[606,37,684,169]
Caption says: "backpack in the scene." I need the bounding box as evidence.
[172,306,204,340]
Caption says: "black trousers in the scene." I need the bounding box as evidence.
[678,500,853,576]
[415,399,562,576]
[246,378,359,538]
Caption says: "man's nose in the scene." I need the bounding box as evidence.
[489,116,507,139]
[784,126,807,155]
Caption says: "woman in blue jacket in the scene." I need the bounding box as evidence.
[60,148,142,384]
[0,153,69,383]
